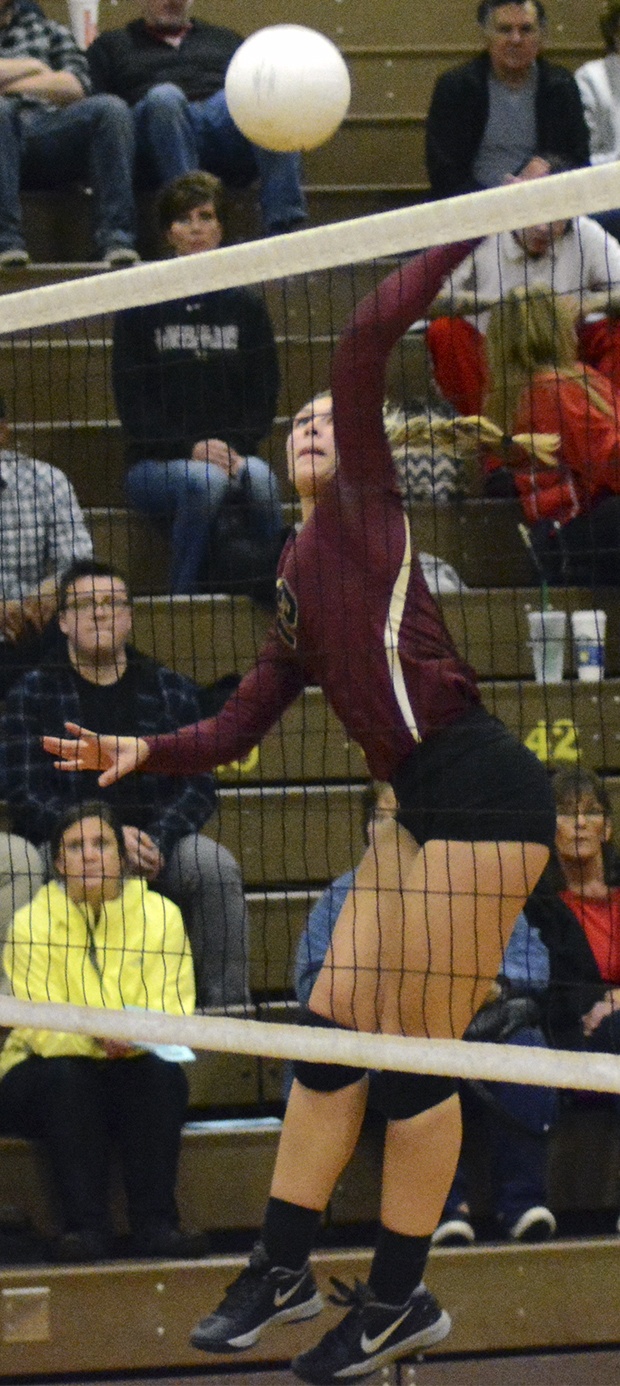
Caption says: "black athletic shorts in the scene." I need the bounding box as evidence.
[392,705,555,848]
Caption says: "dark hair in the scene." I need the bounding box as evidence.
[50,801,127,873]
[477,0,546,26]
[58,560,129,613]
[157,171,225,236]
[0,395,7,420]
[553,767,611,817]
[545,767,620,890]
[600,1,620,48]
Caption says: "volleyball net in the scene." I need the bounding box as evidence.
[1,164,620,1092]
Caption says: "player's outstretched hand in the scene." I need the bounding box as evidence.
[42,723,150,786]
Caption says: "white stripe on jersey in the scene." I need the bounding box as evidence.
[383,511,421,743]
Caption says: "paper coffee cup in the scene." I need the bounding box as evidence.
[526,609,566,685]
[67,0,99,48]
[571,609,607,682]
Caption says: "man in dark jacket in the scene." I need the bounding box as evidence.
[87,0,307,235]
[426,0,589,199]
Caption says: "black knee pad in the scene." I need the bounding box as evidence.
[293,1008,367,1093]
[370,1070,458,1121]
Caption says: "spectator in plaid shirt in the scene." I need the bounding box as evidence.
[0,399,93,990]
[0,0,137,265]
[0,397,93,698]
[0,559,250,1008]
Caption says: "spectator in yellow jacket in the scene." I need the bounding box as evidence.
[0,800,196,1262]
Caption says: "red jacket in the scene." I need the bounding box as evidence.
[514,367,620,525]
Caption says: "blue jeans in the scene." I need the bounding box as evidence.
[0,93,136,255]
[133,83,306,232]
[126,454,282,593]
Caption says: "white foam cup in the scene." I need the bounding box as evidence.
[526,608,566,685]
[67,0,99,48]
[571,609,607,682]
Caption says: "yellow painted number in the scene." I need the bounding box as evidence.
[216,745,260,777]
[524,718,579,765]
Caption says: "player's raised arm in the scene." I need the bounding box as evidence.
[42,723,149,785]
[331,241,475,491]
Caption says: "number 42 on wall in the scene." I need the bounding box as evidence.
[524,718,580,765]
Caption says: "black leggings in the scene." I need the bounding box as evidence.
[0,1053,188,1237]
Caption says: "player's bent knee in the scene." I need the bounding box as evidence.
[371,1070,458,1120]
[294,1008,367,1092]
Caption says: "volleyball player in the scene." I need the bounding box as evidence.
[44,240,555,1383]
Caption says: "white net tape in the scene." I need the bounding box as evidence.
[0,162,619,333]
[1,994,618,1094]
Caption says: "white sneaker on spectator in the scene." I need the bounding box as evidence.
[431,1217,476,1247]
[508,1206,556,1242]
[103,246,140,269]
[0,247,30,268]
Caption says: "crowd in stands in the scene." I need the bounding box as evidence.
[0,0,306,267]
[0,559,250,1012]
[2,0,620,1271]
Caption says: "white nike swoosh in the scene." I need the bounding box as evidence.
[360,1310,410,1355]
[274,1278,305,1307]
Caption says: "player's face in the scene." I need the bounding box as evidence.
[555,794,611,869]
[286,396,337,499]
[486,2,541,82]
[56,815,123,909]
[517,218,569,256]
[142,0,193,30]
[59,576,132,664]
[166,201,223,257]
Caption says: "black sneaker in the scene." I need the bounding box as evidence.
[190,1241,323,1352]
[292,1277,451,1383]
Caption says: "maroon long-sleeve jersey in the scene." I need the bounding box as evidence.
[145,242,480,781]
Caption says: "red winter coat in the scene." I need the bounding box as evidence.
[513,367,620,526]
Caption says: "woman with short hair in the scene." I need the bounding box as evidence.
[113,170,282,595]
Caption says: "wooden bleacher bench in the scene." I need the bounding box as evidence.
[87,499,539,594]
[1,1099,618,1239]
[127,587,620,684]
